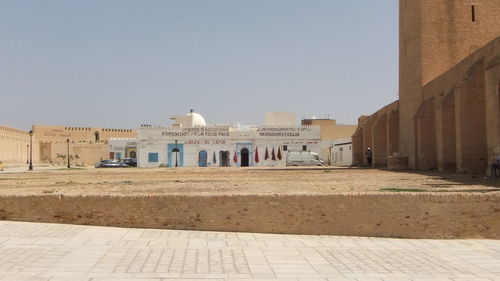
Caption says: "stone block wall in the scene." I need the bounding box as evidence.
[0,193,498,239]
[399,0,500,168]
[355,37,499,174]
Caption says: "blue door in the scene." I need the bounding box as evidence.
[198,150,208,167]
[167,143,184,167]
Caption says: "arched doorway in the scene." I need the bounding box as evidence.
[172,147,180,167]
[241,148,249,167]
[94,131,100,142]
[219,151,230,167]
[198,150,208,167]
[129,151,136,159]
[167,143,184,167]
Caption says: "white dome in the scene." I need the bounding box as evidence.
[187,112,206,127]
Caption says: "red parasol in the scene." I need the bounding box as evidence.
[277,147,282,160]
[271,147,276,161]
[233,150,238,163]
[255,146,260,163]
[265,147,269,160]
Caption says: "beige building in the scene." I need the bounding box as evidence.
[301,119,357,165]
[353,0,500,174]
[301,119,356,141]
[33,125,136,165]
[0,124,136,166]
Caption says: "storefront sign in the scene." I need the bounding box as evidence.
[257,127,313,137]
[184,140,227,145]
[162,127,229,137]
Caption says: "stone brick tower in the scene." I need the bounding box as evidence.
[399,0,500,168]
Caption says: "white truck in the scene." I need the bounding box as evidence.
[286,151,324,166]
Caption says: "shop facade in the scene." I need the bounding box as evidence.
[137,125,320,168]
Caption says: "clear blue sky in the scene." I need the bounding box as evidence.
[0,0,398,130]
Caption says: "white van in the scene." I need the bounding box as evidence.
[286,151,324,166]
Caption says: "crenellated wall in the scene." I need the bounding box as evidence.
[32,125,136,164]
[0,124,136,165]
[32,125,135,144]
[0,125,38,164]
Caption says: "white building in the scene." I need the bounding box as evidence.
[331,137,353,166]
[108,138,137,160]
[134,111,321,168]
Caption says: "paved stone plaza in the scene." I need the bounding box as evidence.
[0,221,499,281]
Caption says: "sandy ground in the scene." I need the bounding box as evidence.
[0,167,499,196]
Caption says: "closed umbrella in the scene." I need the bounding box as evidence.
[277,147,282,160]
[255,146,260,163]
[271,147,276,161]
[233,150,238,163]
[213,151,217,164]
[265,147,269,160]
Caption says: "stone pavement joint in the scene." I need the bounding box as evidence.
[0,221,498,280]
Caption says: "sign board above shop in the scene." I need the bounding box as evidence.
[154,126,320,140]
[161,127,230,137]
[257,127,314,137]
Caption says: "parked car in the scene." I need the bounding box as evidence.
[95,159,129,168]
[121,158,137,167]
[286,151,324,166]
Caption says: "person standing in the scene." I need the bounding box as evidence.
[490,152,500,178]
[366,147,373,166]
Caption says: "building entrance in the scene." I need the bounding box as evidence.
[167,143,184,167]
[241,148,249,167]
[219,151,230,167]
[198,150,208,167]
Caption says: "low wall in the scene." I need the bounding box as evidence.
[0,194,499,239]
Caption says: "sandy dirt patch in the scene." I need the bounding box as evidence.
[0,167,498,196]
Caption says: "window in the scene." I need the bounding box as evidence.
[148,152,159,162]
[349,146,352,151]
[302,145,307,151]
[283,145,288,151]
[471,5,475,22]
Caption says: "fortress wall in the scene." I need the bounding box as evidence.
[356,37,499,173]
[0,193,498,239]
[32,125,136,164]
[418,38,499,173]
[0,125,39,164]
[32,125,136,143]
[353,102,399,167]
[48,143,109,166]
[399,0,500,168]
